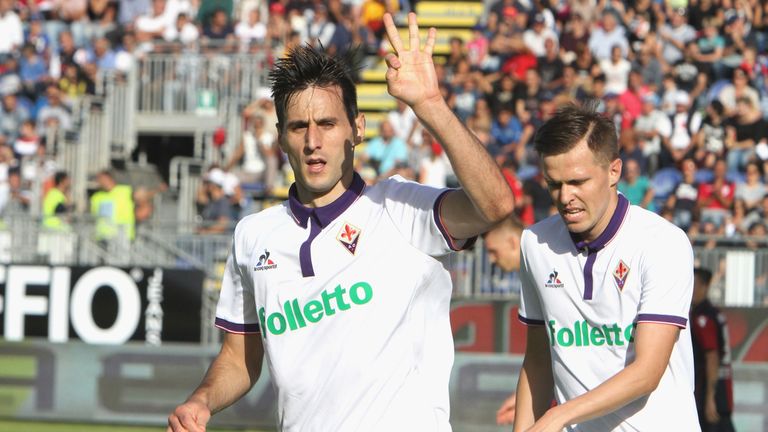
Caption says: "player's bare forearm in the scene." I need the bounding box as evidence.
[526,323,679,431]
[705,350,719,400]
[514,327,554,430]
[193,332,263,413]
[381,13,513,238]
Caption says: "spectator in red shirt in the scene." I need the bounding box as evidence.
[697,159,735,234]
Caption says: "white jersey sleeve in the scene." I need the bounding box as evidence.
[215,231,261,333]
[381,175,474,256]
[637,227,693,328]
[518,230,545,325]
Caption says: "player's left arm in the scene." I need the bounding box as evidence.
[382,13,514,240]
[523,322,680,432]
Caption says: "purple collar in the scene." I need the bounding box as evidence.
[288,173,366,229]
[570,194,629,252]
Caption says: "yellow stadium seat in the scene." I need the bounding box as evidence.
[415,2,485,27]
[357,83,397,111]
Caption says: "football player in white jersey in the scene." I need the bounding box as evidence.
[167,12,514,432]
[514,104,699,431]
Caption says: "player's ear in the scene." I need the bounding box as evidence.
[608,158,622,187]
[353,113,365,146]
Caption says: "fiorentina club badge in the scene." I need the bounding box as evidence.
[613,260,630,290]
[337,222,361,255]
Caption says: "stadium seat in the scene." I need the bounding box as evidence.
[726,170,746,184]
[396,28,473,55]
[695,169,714,184]
[651,168,683,210]
[413,2,485,27]
[357,83,397,111]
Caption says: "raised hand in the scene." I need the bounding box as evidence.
[383,12,442,110]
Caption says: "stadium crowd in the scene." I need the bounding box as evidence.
[0,0,767,249]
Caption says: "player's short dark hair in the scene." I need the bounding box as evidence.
[694,267,713,286]
[269,44,362,133]
[54,171,68,186]
[533,102,619,166]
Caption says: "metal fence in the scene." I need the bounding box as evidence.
[135,52,269,115]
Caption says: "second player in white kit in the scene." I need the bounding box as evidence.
[514,105,700,432]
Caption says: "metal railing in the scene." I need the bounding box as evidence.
[135,52,269,115]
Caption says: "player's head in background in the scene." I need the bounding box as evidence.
[54,171,70,191]
[533,102,622,243]
[692,267,713,307]
[96,169,116,192]
[269,45,366,206]
[482,215,524,272]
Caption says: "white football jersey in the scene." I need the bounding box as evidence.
[519,194,700,431]
[216,173,470,431]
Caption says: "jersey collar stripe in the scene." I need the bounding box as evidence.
[636,313,688,328]
[432,189,478,251]
[288,172,366,228]
[571,194,630,252]
[215,317,261,333]
[583,253,597,300]
[299,219,322,277]
[518,313,546,326]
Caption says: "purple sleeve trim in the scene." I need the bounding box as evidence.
[215,317,261,334]
[636,314,688,328]
[518,313,546,326]
[432,189,478,251]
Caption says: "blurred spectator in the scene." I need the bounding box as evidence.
[50,31,82,78]
[537,38,564,91]
[635,92,671,174]
[559,13,589,64]
[665,91,702,168]
[387,99,418,145]
[667,158,699,231]
[658,8,696,67]
[0,0,24,57]
[693,18,725,79]
[633,42,664,92]
[718,67,760,117]
[196,167,236,234]
[306,4,335,49]
[0,92,31,144]
[619,157,655,210]
[134,183,165,226]
[523,171,554,223]
[136,0,173,44]
[735,161,767,217]
[588,10,629,61]
[13,119,40,158]
[467,24,490,71]
[58,62,90,99]
[726,95,766,172]
[25,16,50,54]
[85,36,117,71]
[501,159,534,225]
[118,0,152,27]
[418,138,449,189]
[364,120,408,177]
[693,100,728,169]
[490,107,523,162]
[698,159,735,234]
[5,168,31,215]
[91,169,135,241]
[523,13,556,58]
[36,85,72,135]
[164,12,200,45]
[203,8,235,43]
[235,7,266,46]
[600,45,632,95]
[226,114,276,190]
[19,43,49,97]
[42,170,71,230]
